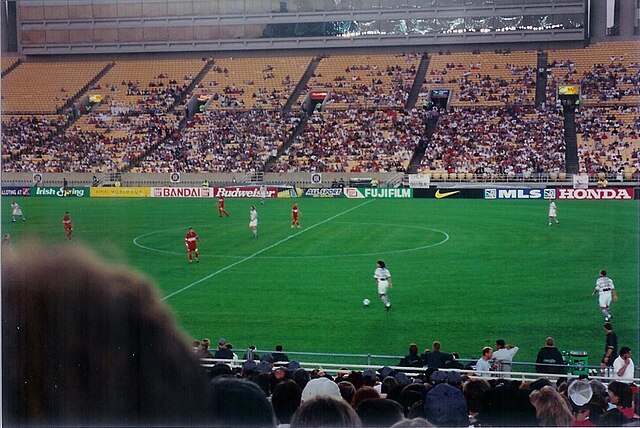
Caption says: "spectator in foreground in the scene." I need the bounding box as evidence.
[206,376,276,427]
[2,241,208,426]
[290,396,362,427]
[529,385,573,427]
[272,379,302,427]
[356,398,405,427]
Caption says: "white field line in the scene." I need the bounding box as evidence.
[162,199,375,300]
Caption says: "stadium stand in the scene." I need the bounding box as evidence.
[1,45,639,180]
[1,53,20,74]
[269,109,421,173]
[418,49,538,108]
[546,41,640,106]
[1,60,109,113]
[303,53,420,109]
[576,106,640,177]
[418,105,566,176]
[194,56,312,110]
[133,109,300,173]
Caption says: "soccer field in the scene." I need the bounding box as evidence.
[3,196,638,367]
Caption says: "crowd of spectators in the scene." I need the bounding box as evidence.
[418,105,566,175]
[268,108,422,173]
[547,53,640,104]
[425,61,536,105]
[134,109,299,173]
[575,106,640,175]
[307,53,419,109]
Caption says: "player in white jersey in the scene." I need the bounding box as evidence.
[592,270,618,321]
[11,201,26,222]
[259,185,267,205]
[374,260,393,311]
[249,206,258,238]
[548,199,558,226]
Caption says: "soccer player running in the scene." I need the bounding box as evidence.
[218,196,229,217]
[62,211,73,240]
[374,260,393,311]
[249,206,258,238]
[184,227,200,263]
[11,201,26,222]
[291,202,301,228]
[548,199,559,226]
[592,270,618,321]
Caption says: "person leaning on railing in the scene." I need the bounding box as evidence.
[535,337,566,374]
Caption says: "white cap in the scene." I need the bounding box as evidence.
[301,377,341,401]
[568,379,593,406]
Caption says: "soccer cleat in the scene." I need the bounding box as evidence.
[291,225,294,228]
[196,259,199,263]
[605,316,610,322]
[386,304,391,311]
[12,219,15,223]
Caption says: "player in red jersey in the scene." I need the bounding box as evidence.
[291,202,301,228]
[218,196,229,217]
[62,211,73,240]
[184,227,200,263]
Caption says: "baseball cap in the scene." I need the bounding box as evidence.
[363,368,378,379]
[287,360,301,370]
[218,337,227,345]
[423,383,469,426]
[301,377,341,401]
[394,372,411,385]
[256,360,272,373]
[568,379,593,407]
[429,370,447,385]
[446,370,463,386]
[379,366,394,378]
[241,359,258,373]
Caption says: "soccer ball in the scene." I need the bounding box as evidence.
[363,298,371,306]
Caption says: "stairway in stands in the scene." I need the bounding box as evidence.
[283,57,320,114]
[405,53,430,110]
[563,106,579,175]
[1,57,21,78]
[123,59,214,173]
[262,57,320,171]
[60,61,116,131]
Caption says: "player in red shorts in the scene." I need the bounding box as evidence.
[218,196,229,217]
[291,202,301,228]
[62,211,73,240]
[184,227,200,263]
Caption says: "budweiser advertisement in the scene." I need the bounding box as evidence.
[554,188,634,200]
[213,186,279,198]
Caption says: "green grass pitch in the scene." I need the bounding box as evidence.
[3,196,638,368]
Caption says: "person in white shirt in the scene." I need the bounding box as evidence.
[548,199,558,226]
[475,347,494,377]
[491,339,519,375]
[374,260,393,311]
[249,206,258,238]
[259,185,267,204]
[612,347,635,383]
[11,201,26,222]
[592,270,618,322]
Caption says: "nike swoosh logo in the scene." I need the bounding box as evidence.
[435,190,460,199]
